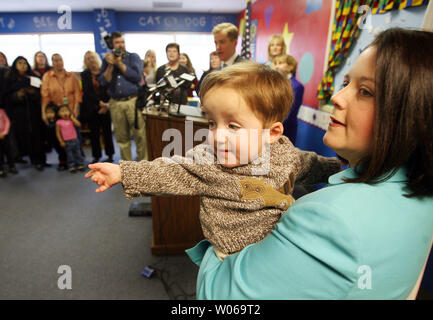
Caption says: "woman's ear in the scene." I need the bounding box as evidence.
[269,122,284,144]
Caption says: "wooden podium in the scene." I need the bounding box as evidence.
[144,107,207,255]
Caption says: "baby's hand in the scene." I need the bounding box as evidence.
[85,162,122,193]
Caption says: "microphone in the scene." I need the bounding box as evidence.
[150,66,173,92]
[149,80,167,92]
[166,75,178,88]
[173,79,186,89]
[179,73,195,82]
[166,73,194,89]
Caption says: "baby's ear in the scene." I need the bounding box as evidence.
[268,121,284,144]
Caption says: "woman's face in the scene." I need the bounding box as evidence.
[85,53,98,69]
[179,54,188,66]
[52,55,64,72]
[166,47,179,63]
[145,51,156,65]
[35,53,47,67]
[16,59,28,74]
[323,46,376,166]
[0,54,6,66]
[210,54,221,70]
[269,39,283,58]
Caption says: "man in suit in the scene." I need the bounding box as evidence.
[212,23,247,68]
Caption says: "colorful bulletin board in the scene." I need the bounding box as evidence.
[243,0,333,108]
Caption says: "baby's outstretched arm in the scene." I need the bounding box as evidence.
[85,163,122,193]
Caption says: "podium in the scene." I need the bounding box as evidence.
[144,106,207,255]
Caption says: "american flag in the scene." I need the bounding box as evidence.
[241,0,252,59]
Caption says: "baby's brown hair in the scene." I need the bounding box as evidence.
[199,61,294,127]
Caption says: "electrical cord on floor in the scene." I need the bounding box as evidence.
[140,112,197,300]
[144,206,196,300]
[142,196,196,299]
[148,264,196,300]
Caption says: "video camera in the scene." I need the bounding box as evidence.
[101,31,122,57]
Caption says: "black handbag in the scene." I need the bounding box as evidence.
[134,84,150,129]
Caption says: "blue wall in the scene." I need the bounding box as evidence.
[0,10,237,58]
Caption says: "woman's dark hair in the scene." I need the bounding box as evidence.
[166,42,180,53]
[349,28,433,198]
[205,51,219,73]
[9,56,36,79]
[180,52,195,74]
[0,51,8,66]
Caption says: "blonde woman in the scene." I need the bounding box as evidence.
[266,34,287,66]
[81,51,114,163]
[144,49,157,85]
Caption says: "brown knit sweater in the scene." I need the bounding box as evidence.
[120,136,340,254]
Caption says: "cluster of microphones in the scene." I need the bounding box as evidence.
[146,66,196,113]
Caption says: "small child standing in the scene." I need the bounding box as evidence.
[271,54,304,145]
[45,105,68,171]
[0,107,18,177]
[85,62,341,261]
[56,105,85,173]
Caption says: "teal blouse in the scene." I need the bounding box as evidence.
[187,167,433,299]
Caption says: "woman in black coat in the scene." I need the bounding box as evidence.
[81,51,114,163]
[4,56,45,170]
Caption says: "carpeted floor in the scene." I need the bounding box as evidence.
[0,144,198,300]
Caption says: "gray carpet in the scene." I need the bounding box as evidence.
[0,145,198,300]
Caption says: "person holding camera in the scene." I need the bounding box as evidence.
[99,31,146,162]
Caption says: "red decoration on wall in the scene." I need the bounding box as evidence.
[239,0,332,108]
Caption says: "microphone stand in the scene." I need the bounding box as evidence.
[168,82,187,118]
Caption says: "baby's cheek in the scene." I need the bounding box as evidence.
[236,132,260,165]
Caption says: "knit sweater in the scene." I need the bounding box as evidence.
[120,136,341,254]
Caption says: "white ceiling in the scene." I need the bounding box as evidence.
[0,0,247,13]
